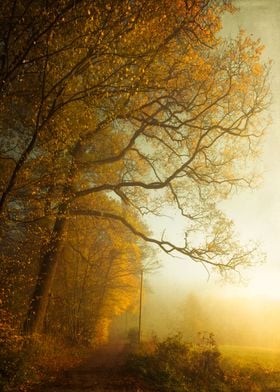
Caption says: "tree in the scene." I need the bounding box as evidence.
[46,201,147,344]
[181,293,210,341]
[0,0,270,335]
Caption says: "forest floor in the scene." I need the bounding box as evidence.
[30,342,150,392]
[27,342,280,392]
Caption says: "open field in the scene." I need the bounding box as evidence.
[219,345,280,391]
[220,345,280,370]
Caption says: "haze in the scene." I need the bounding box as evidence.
[141,0,280,349]
[1,1,280,390]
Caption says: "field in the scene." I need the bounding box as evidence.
[220,345,280,391]
[220,345,280,370]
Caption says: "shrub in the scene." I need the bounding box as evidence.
[125,332,227,392]
[0,308,23,391]
[0,321,89,392]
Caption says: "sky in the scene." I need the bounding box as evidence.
[220,0,280,299]
[144,0,280,312]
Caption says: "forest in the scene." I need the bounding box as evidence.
[0,0,277,391]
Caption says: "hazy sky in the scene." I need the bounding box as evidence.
[145,0,280,304]
[220,0,280,298]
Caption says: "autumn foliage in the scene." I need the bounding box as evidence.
[0,0,270,389]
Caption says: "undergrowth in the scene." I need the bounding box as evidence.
[0,312,89,392]
[125,332,225,392]
[124,333,280,392]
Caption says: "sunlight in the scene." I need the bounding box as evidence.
[230,266,280,300]
[2,1,280,390]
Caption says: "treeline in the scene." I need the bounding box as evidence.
[181,294,280,348]
[143,292,280,348]
[1,207,146,345]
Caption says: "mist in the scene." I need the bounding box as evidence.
[141,287,280,349]
[2,0,280,391]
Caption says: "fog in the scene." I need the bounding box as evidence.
[2,1,280,391]
[130,0,280,351]
[141,287,280,349]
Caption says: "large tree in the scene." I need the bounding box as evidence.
[0,0,270,334]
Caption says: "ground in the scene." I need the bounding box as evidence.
[30,343,149,392]
[28,343,280,392]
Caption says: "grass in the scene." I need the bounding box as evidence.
[125,337,280,392]
[4,334,280,392]
[220,345,280,370]
[219,345,280,392]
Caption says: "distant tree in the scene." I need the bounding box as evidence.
[181,293,211,341]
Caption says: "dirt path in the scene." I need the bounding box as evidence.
[31,343,144,392]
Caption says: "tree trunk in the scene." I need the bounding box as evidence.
[23,143,81,335]
[23,214,66,335]
[91,250,116,341]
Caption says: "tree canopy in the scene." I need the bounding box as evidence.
[0,0,270,335]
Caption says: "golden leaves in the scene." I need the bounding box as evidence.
[252,63,263,76]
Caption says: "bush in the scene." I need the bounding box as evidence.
[15,334,90,390]
[0,318,89,392]
[125,332,227,392]
[0,308,24,391]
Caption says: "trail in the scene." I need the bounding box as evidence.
[31,343,145,392]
